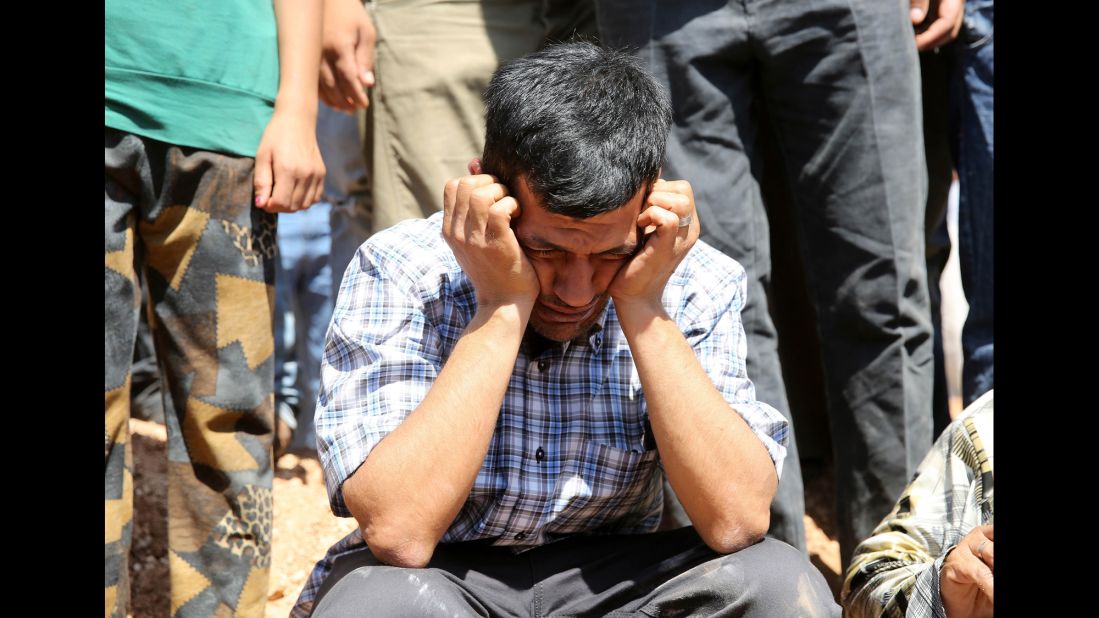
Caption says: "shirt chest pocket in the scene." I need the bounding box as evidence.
[549,440,662,532]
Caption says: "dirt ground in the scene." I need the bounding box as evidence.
[126,418,842,617]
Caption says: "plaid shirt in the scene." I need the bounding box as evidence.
[842,390,995,618]
[292,212,788,616]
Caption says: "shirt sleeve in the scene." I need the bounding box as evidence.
[842,400,992,618]
[314,245,445,517]
[683,260,789,478]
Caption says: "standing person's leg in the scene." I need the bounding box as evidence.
[952,0,994,406]
[132,298,167,424]
[274,214,302,458]
[921,46,958,440]
[289,202,333,452]
[595,0,807,551]
[752,0,933,566]
[367,0,547,233]
[133,134,278,617]
[318,102,371,300]
[105,128,144,618]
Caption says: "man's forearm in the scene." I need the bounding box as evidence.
[616,300,777,554]
[342,302,531,567]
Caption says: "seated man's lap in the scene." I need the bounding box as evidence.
[313,529,839,617]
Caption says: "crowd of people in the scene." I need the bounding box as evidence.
[106,1,993,616]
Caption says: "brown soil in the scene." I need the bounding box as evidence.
[126,418,841,617]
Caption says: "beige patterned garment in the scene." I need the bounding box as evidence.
[843,390,994,618]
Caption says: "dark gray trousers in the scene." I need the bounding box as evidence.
[311,528,839,617]
[595,0,934,565]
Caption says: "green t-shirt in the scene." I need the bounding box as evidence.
[105,0,280,158]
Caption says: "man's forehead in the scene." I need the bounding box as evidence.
[516,204,640,251]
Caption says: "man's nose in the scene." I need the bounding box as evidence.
[554,257,596,308]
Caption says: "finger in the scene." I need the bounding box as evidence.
[972,526,994,570]
[320,62,355,113]
[309,173,325,207]
[443,178,460,232]
[253,148,274,211]
[289,172,309,213]
[318,87,338,111]
[953,551,995,603]
[334,47,370,109]
[452,176,487,239]
[268,161,295,213]
[654,179,693,198]
[646,191,692,217]
[909,0,929,24]
[355,26,376,89]
[915,17,956,51]
[635,205,680,254]
[468,158,483,175]
[467,183,510,238]
[486,196,521,243]
[952,547,994,588]
[649,180,695,213]
[319,61,340,103]
[941,0,966,38]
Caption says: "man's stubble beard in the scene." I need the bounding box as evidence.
[528,293,611,343]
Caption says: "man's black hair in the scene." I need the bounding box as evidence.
[481,42,672,218]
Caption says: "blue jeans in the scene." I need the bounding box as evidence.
[953,0,994,405]
[313,104,371,300]
[275,202,333,452]
[276,103,369,451]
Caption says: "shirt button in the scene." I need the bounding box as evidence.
[537,359,550,371]
[535,447,545,462]
[594,336,602,346]
[514,532,527,541]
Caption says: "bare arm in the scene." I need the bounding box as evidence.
[610,180,778,554]
[341,165,540,567]
[617,307,777,553]
[254,0,326,212]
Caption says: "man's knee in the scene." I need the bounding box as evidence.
[313,566,473,617]
[721,538,840,617]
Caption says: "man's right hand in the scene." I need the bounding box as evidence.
[320,0,376,112]
[442,160,540,311]
[941,523,994,618]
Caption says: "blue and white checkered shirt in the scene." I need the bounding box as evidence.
[292,212,788,616]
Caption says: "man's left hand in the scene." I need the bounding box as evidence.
[609,179,700,310]
[941,523,994,618]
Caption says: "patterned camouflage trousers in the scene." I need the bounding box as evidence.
[105,128,276,617]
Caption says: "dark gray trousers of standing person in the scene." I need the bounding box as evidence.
[311,527,840,617]
[595,0,935,566]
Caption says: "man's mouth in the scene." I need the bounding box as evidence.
[536,299,598,323]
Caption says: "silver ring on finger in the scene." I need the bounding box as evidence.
[678,213,693,228]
